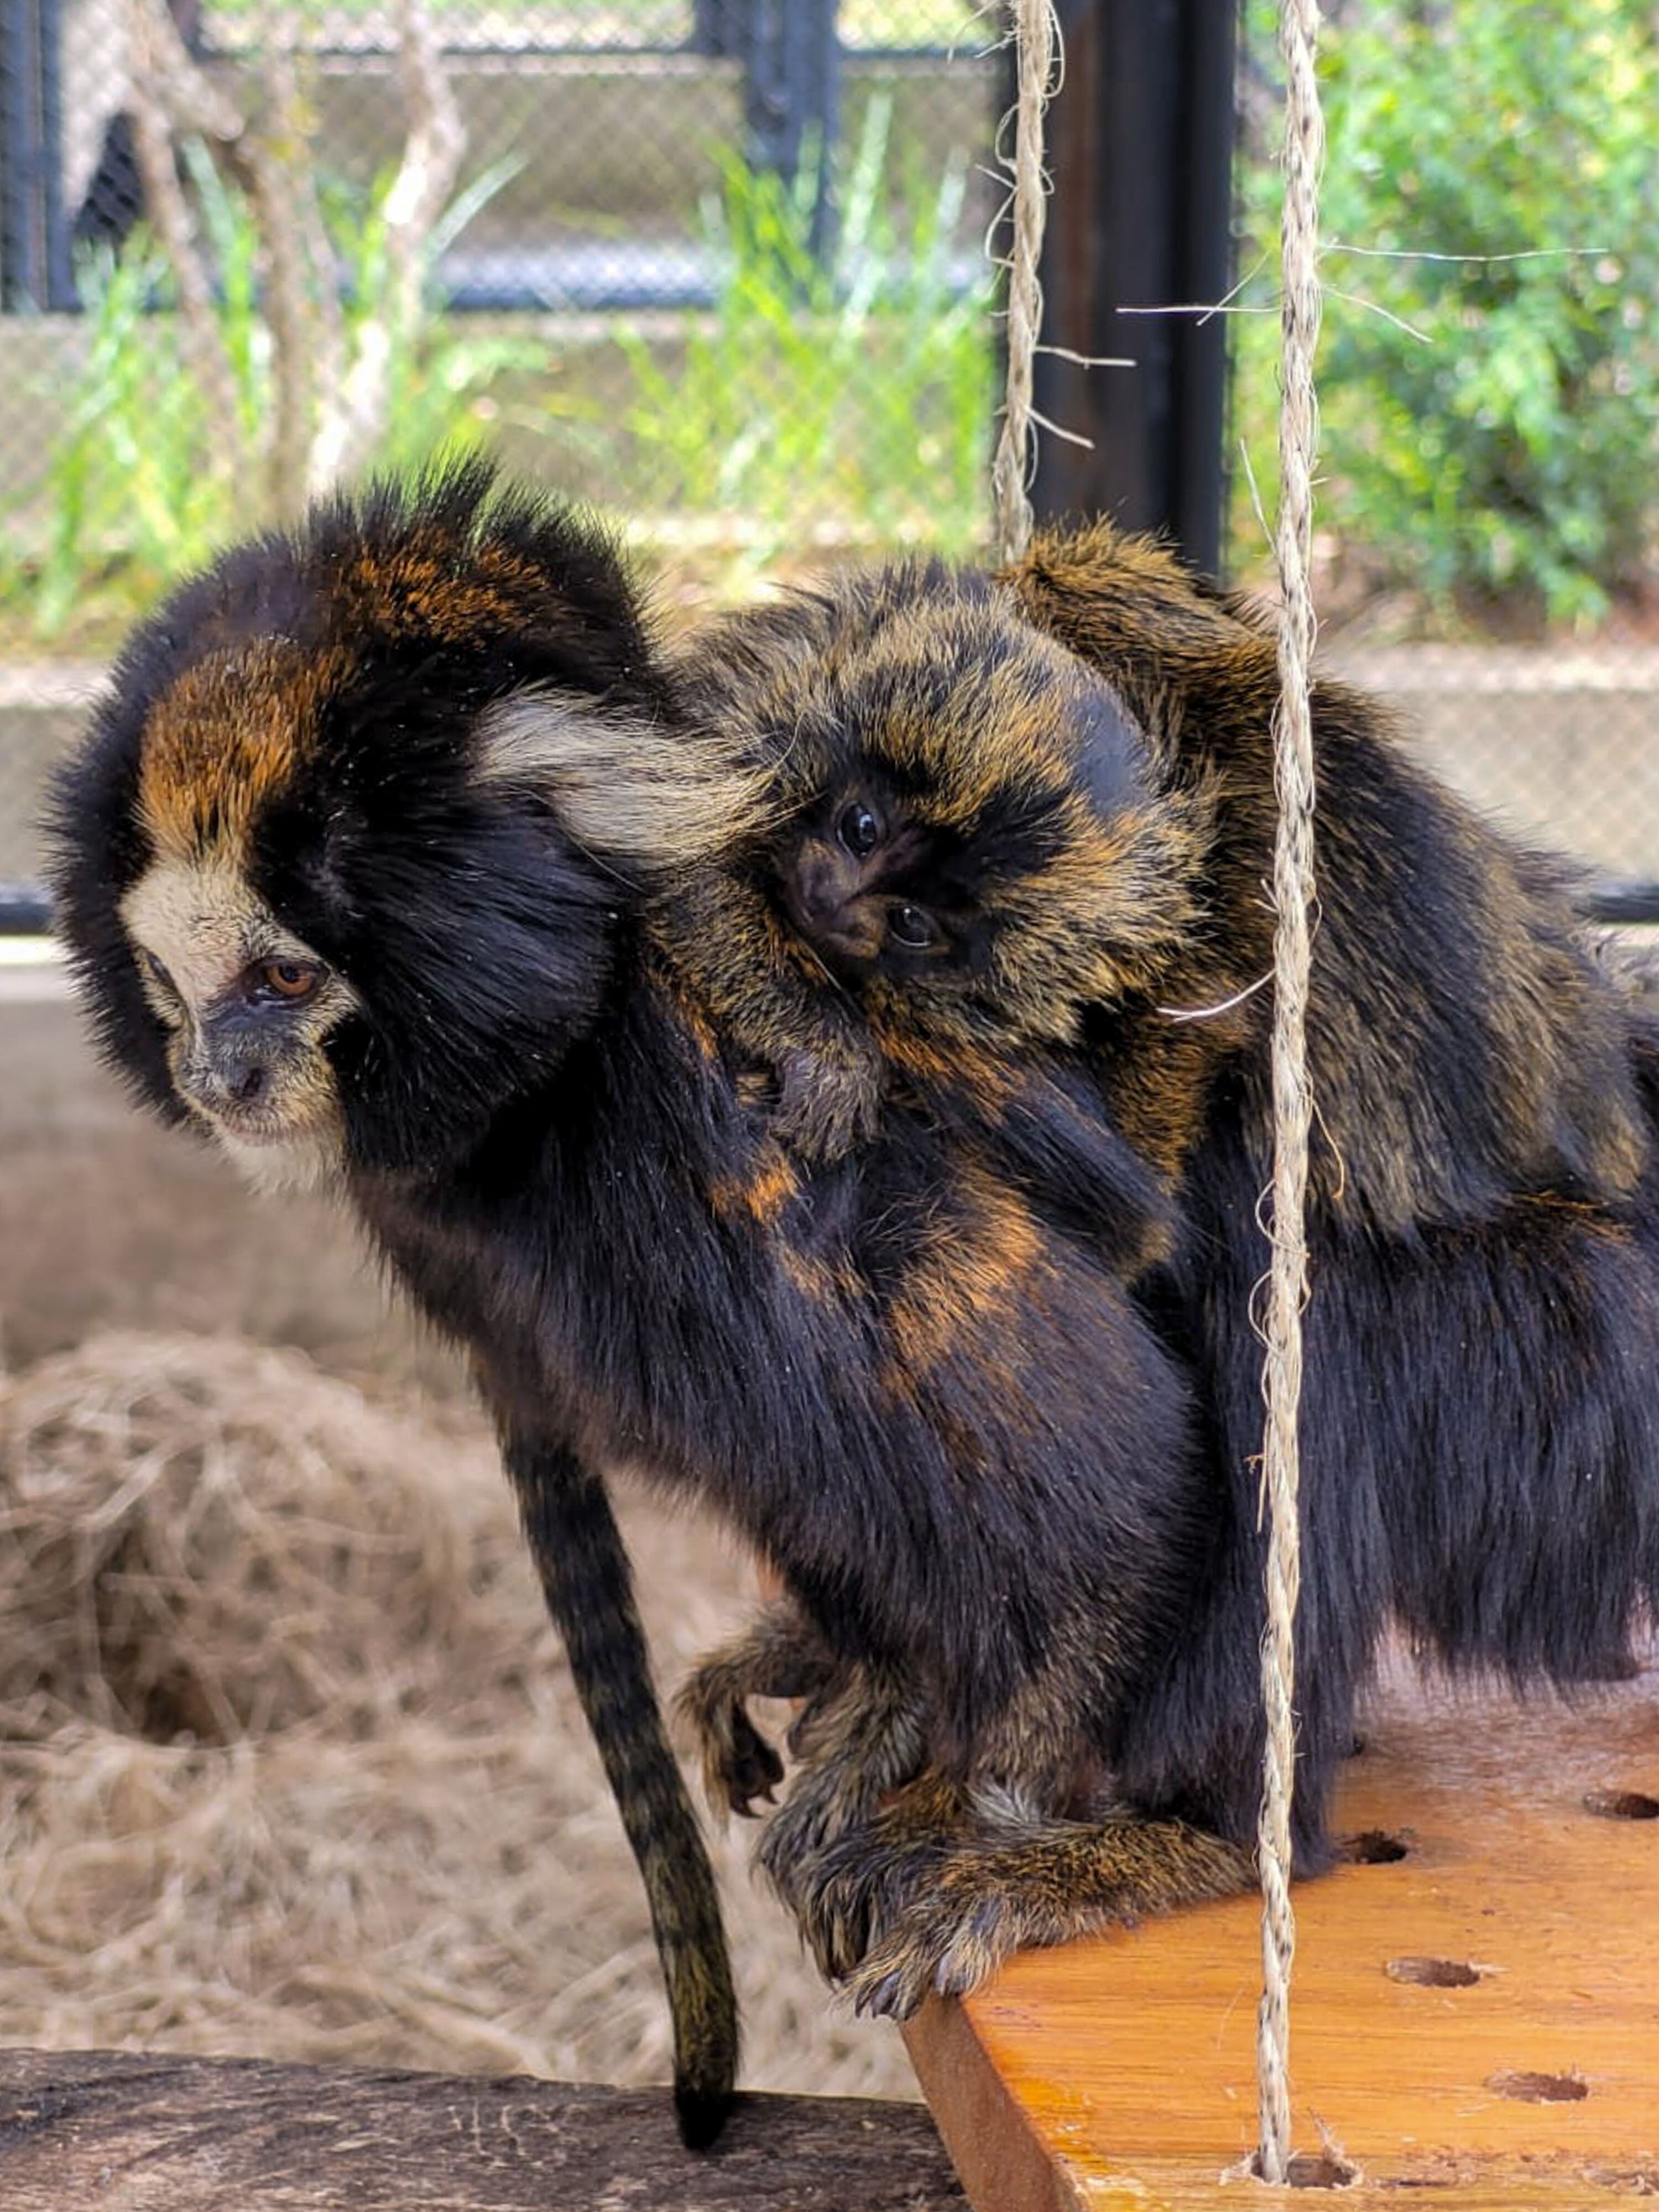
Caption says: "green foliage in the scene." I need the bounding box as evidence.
[614,95,994,562]
[1235,0,1659,625]
[3,151,541,642]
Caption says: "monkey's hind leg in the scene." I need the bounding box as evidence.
[676,1600,843,1818]
[840,1803,1253,2020]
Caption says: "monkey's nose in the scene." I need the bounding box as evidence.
[187,1059,269,1115]
[794,852,846,930]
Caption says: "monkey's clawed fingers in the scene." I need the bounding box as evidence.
[838,1815,1254,2018]
[769,1048,886,1165]
[676,1603,848,1819]
[675,1672,784,1819]
[755,1667,935,1966]
[772,1772,972,1981]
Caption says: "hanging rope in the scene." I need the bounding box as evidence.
[1255,0,1325,2186]
[994,0,1324,2178]
[991,0,1060,565]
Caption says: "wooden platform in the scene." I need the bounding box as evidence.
[905,1656,1659,2208]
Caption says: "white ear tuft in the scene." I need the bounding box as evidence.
[474,688,770,869]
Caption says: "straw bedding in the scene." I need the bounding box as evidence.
[0,1331,914,2098]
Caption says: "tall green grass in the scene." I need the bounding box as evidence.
[615,96,995,562]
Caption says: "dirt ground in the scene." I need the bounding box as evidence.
[0,976,917,2106]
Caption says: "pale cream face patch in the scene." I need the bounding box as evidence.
[120,854,358,1192]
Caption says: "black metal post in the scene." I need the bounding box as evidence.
[0,0,73,309]
[39,0,71,305]
[1023,0,1239,575]
[741,0,842,259]
[689,0,738,58]
[1,0,44,307]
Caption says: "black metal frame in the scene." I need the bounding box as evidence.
[1022,0,1238,578]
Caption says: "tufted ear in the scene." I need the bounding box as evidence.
[43,703,192,1129]
[474,686,774,874]
[1000,520,1281,777]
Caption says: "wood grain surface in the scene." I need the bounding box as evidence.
[906,1652,1659,2208]
[0,2050,963,2210]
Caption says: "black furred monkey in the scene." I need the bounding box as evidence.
[670,526,1659,2017]
[47,466,745,2143]
[48,468,1248,2096]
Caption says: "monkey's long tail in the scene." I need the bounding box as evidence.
[507,1434,738,2148]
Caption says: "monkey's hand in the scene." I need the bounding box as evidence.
[757,1668,935,1975]
[769,1040,886,1165]
[834,1805,1252,2020]
[676,1602,843,1819]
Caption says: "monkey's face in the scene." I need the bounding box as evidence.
[48,465,707,1180]
[779,782,965,979]
[738,574,1200,1037]
[119,854,357,1191]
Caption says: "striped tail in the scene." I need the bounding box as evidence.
[505,1432,738,2147]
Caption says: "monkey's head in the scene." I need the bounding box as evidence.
[49,462,735,1187]
[693,563,1203,1045]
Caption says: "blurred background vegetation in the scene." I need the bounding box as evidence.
[1233,0,1657,630]
[0,0,1653,648]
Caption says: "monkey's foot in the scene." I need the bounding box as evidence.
[771,1047,885,1165]
[843,1814,1254,2020]
[756,1671,933,1955]
[774,1772,974,1981]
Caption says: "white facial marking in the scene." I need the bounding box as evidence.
[120,855,357,1189]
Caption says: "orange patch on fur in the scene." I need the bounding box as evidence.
[885,1166,1044,1375]
[708,1148,801,1227]
[335,537,545,646]
[138,640,351,862]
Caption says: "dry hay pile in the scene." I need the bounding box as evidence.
[0,1332,913,2099]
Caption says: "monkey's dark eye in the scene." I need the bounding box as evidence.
[887,904,943,952]
[837,802,883,859]
[139,948,177,996]
[251,957,325,1004]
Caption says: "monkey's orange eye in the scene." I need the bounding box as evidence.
[254,957,323,1003]
[837,802,883,859]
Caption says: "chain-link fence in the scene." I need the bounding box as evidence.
[2,1,1657,919]
[0,0,1003,910]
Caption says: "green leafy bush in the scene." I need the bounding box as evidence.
[1235,0,1658,625]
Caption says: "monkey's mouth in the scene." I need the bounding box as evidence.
[184,1093,331,1147]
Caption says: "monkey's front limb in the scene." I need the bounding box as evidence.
[678,1600,932,1868]
[680,1602,938,1978]
[804,1790,1251,2018]
[676,1600,843,1818]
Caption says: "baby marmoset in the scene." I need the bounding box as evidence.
[666,562,1208,1173]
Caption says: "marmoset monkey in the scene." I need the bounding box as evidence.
[671,525,1659,2016]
